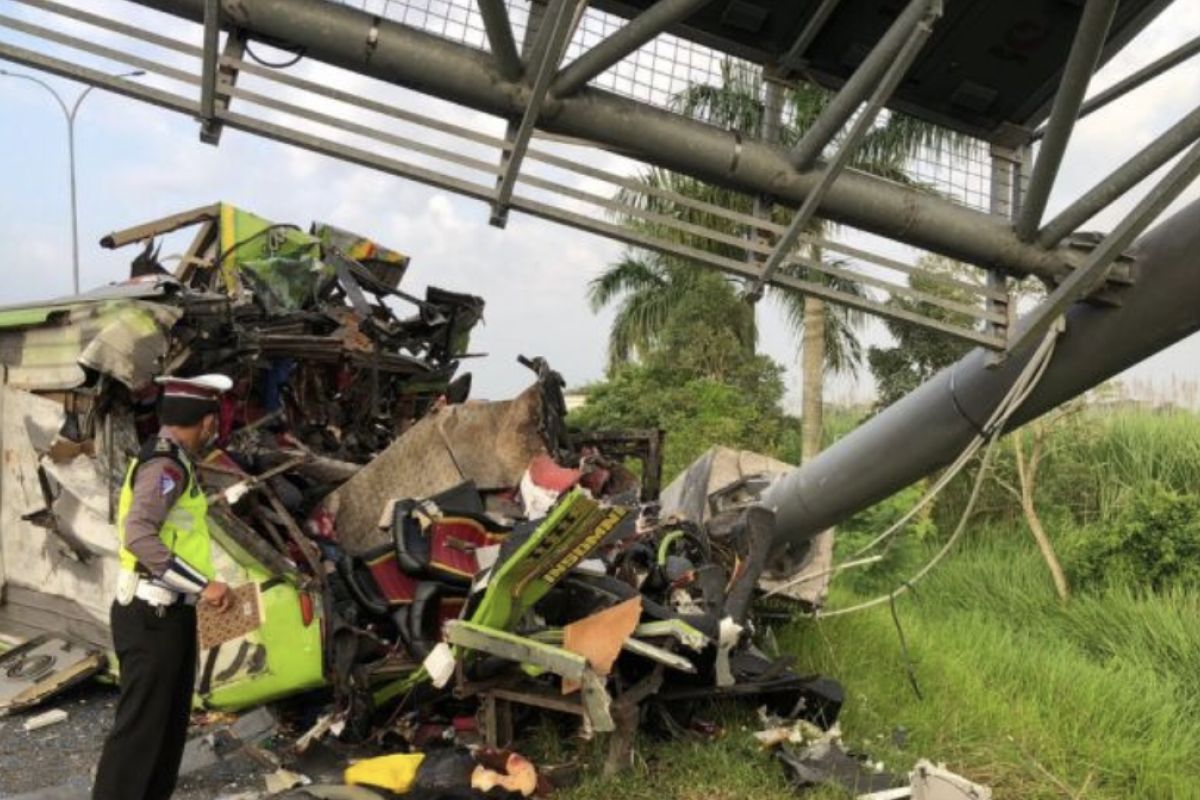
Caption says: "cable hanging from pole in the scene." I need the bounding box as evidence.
[765,321,1064,614]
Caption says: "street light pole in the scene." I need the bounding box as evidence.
[0,68,143,294]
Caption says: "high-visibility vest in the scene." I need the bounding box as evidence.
[116,437,215,581]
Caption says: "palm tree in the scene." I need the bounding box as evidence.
[591,58,970,459]
[586,251,754,368]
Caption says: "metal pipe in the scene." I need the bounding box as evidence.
[113,0,1082,281]
[1056,33,1200,134]
[752,5,937,296]
[780,0,845,69]
[1015,0,1118,241]
[1011,136,1200,356]
[492,0,582,226]
[552,0,713,97]
[1037,103,1200,248]
[199,0,218,124]
[477,0,523,81]
[763,194,1200,564]
[788,0,930,170]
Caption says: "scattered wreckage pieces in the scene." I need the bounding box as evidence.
[755,715,993,799]
[0,201,883,796]
[338,748,539,798]
[907,761,993,800]
[0,635,106,716]
[560,597,641,693]
[659,445,838,610]
[321,384,551,556]
[21,708,69,732]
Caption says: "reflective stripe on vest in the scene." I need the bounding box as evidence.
[116,444,215,580]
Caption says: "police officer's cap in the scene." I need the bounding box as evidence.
[156,374,232,426]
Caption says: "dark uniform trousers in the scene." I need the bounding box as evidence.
[93,598,197,800]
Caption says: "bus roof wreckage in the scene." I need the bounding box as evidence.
[0,204,849,796]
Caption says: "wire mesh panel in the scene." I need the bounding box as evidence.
[0,0,1015,348]
[327,0,999,213]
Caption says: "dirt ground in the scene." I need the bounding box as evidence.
[0,683,270,800]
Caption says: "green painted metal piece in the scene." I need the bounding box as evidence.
[468,488,632,632]
[202,579,325,709]
[444,620,587,680]
[372,490,633,705]
[0,307,60,329]
[199,516,325,709]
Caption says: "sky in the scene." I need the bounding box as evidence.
[1,0,1199,409]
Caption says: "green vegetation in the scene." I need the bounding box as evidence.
[565,62,1200,797]
[555,407,1200,799]
[865,255,976,408]
[784,535,1200,800]
[571,277,799,478]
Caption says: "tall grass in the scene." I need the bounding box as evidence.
[938,408,1200,529]
[551,409,1200,799]
[781,536,1200,799]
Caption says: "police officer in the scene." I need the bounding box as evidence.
[93,374,234,800]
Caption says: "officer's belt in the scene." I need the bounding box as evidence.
[135,579,198,608]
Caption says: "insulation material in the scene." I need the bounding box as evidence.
[322,385,549,555]
[520,454,581,518]
[659,446,792,524]
[40,453,121,558]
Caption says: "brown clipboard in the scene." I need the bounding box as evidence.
[197,583,263,650]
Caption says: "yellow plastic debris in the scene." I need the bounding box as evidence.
[344,753,427,793]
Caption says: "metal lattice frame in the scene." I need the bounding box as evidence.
[2,0,1197,357]
[327,0,1000,213]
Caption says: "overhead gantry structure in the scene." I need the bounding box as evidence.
[4,0,1200,562]
[4,0,1196,352]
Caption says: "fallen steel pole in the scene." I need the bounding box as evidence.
[119,0,1081,283]
[763,195,1200,565]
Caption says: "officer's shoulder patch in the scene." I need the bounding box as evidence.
[158,471,178,497]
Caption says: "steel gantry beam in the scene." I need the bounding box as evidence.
[1015,0,1119,241]
[1007,135,1200,356]
[552,0,714,98]
[749,0,940,299]
[788,0,930,171]
[48,0,1089,282]
[198,0,218,127]
[1053,33,1200,133]
[0,21,1000,348]
[1037,103,1200,247]
[477,0,523,82]
[492,0,585,227]
[778,0,845,71]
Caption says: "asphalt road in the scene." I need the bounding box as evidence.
[0,683,269,799]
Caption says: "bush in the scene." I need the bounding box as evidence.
[833,480,938,592]
[1064,483,1200,592]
